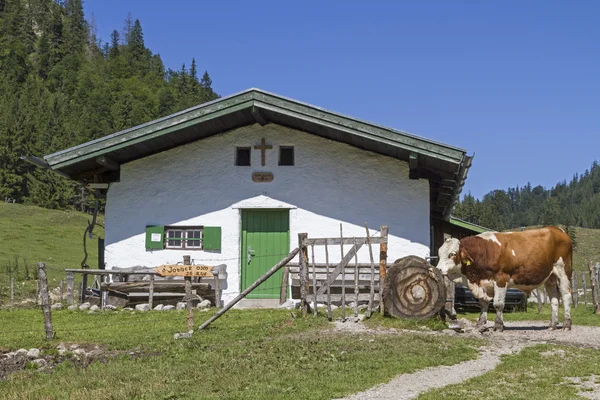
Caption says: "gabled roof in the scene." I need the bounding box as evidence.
[43,88,473,219]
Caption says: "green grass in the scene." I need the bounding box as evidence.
[419,344,600,400]
[0,309,481,400]
[572,226,600,271]
[0,203,104,302]
[458,303,600,327]
[363,311,449,331]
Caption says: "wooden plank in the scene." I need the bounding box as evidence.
[65,268,158,275]
[307,293,381,302]
[315,243,363,295]
[101,281,211,293]
[365,223,376,317]
[379,226,388,315]
[304,237,387,246]
[292,280,380,290]
[325,240,332,321]
[291,273,380,282]
[155,264,214,278]
[38,263,53,340]
[198,248,300,330]
[289,266,383,276]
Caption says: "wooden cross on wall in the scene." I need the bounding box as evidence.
[254,138,273,166]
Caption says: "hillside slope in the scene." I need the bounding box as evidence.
[0,203,104,301]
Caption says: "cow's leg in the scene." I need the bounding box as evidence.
[544,280,560,330]
[493,281,507,332]
[477,298,489,326]
[553,259,572,331]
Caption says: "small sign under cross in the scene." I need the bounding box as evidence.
[254,138,273,166]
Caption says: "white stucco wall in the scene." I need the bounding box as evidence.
[105,123,431,303]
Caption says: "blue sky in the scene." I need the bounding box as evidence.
[85,0,599,199]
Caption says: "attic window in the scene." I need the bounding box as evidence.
[279,146,294,166]
[235,147,251,166]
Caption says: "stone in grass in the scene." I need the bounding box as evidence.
[122,307,134,311]
[78,302,91,311]
[104,305,117,311]
[51,303,63,310]
[176,302,186,311]
[31,359,48,369]
[135,304,151,312]
[162,305,175,311]
[27,348,40,359]
[89,305,100,312]
[67,305,78,311]
[153,304,164,311]
[197,299,211,309]
[174,330,194,340]
[15,349,28,357]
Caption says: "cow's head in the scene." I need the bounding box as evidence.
[436,237,471,279]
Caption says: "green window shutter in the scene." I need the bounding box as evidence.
[145,225,164,249]
[203,226,221,250]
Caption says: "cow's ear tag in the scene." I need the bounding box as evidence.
[464,260,471,266]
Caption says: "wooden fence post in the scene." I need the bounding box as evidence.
[339,224,346,319]
[214,274,221,309]
[582,271,588,308]
[184,255,193,330]
[591,261,600,315]
[279,266,289,305]
[325,239,332,321]
[60,280,64,304]
[37,263,53,340]
[298,233,309,316]
[379,226,389,315]
[353,237,359,317]
[311,244,318,317]
[35,279,40,305]
[66,272,74,305]
[81,273,88,304]
[148,274,154,310]
[10,277,14,308]
[572,271,578,308]
[365,223,376,318]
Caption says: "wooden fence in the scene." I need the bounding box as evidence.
[571,262,600,312]
[290,224,388,319]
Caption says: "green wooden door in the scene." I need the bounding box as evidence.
[241,210,290,299]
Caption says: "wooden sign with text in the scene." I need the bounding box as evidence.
[155,264,214,277]
[252,172,274,183]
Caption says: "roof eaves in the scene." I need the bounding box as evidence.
[449,216,491,234]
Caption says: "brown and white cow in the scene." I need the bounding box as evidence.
[436,226,573,331]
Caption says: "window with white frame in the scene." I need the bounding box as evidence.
[165,227,203,250]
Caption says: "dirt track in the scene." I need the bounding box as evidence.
[335,320,600,400]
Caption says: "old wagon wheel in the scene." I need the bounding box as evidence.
[383,255,446,320]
